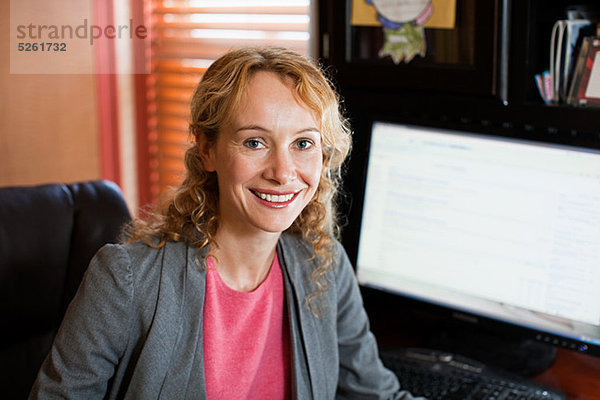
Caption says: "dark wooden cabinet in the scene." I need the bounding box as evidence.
[318,0,600,145]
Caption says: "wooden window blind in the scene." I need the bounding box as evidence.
[142,0,310,206]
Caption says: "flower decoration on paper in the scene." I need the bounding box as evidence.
[366,0,433,63]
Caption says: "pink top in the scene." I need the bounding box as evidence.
[203,254,291,399]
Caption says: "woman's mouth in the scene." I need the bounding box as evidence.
[251,190,298,205]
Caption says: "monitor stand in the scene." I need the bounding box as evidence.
[427,327,556,377]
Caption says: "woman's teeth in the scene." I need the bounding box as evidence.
[255,191,294,203]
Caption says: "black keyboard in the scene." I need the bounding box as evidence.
[380,348,565,400]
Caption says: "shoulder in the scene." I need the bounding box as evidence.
[85,240,201,330]
[90,240,193,287]
[95,240,161,261]
[92,241,161,275]
[103,239,190,261]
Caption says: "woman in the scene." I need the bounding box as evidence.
[30,47,419,399]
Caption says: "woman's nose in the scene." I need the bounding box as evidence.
[264,148,296,185]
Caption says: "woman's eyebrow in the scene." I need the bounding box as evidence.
[235,125,320,135]
[298,127,320,134]
[235,124,268,133]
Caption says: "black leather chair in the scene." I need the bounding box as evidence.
[0,180,132,399]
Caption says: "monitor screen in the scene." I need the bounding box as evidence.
[356,121,600,356]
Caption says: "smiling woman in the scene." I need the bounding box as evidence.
[133,47,351,302]
[29,47,422,400]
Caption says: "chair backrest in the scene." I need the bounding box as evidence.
[0,180,132,399]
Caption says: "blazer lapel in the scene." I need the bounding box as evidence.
[278,235,331,400]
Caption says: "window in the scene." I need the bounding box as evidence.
[137,0,311,207]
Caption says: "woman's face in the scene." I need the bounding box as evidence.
[202,71,323,237]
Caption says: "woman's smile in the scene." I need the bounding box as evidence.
[250,189,299,207]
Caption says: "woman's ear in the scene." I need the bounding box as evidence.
[197,132,217,172]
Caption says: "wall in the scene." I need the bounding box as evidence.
[0,0,101,187]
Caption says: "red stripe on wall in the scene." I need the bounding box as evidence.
[132,0,153,208]
[94,0,121,186]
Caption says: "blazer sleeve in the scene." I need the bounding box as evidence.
[29,244,134,399]
[333,242,424,400]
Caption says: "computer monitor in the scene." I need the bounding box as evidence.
[354,121,600,370]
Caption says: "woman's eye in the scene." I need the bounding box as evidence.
[295,139,313,150]
[244,139,264,149]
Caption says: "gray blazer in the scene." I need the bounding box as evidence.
[30,233,418,399]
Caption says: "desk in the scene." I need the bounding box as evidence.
[363,293,600,400]
[533,349,600,400]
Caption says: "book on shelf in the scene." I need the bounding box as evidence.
[549,19,596,103]
[534,71,553,103]
[534,72,549,103]
[567,36,600,107]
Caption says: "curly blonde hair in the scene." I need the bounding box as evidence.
[127,47,351,302]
